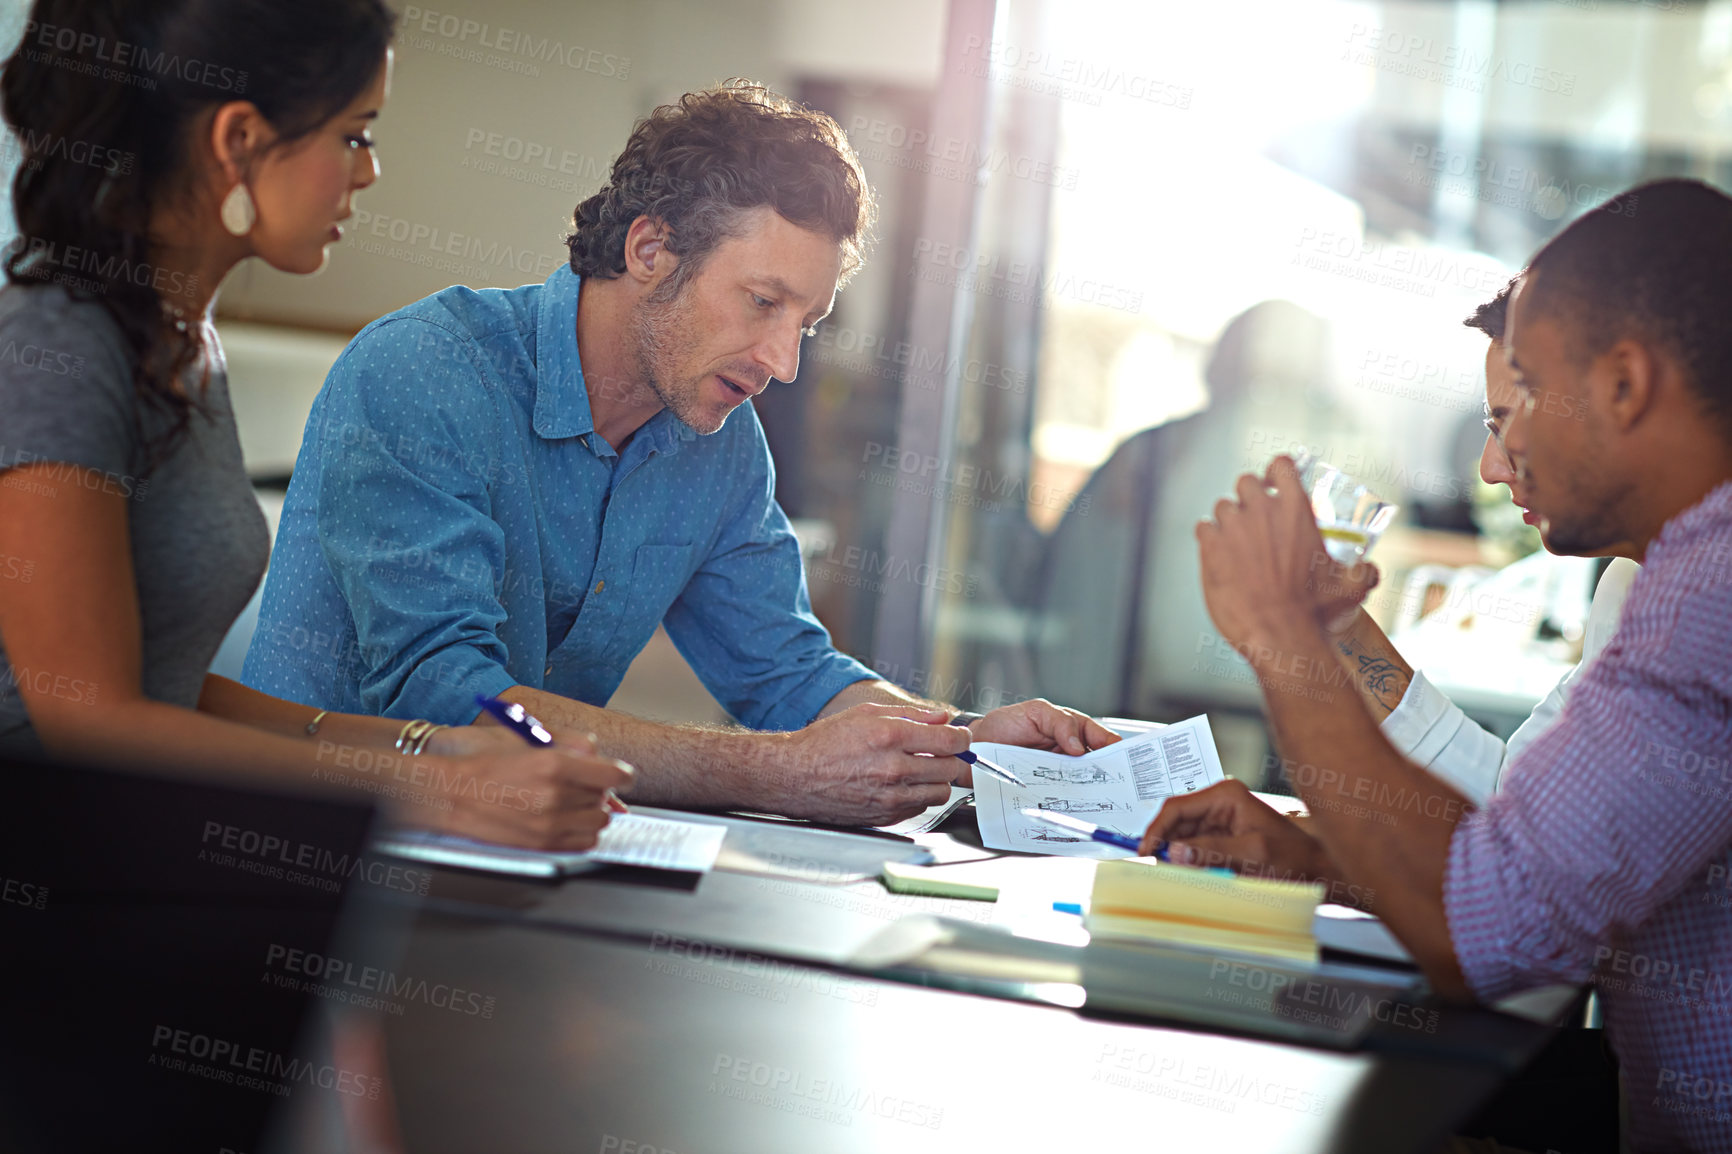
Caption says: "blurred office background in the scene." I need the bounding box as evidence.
[4,0,1724,780]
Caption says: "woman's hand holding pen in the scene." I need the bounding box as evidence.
[416,725,634,850]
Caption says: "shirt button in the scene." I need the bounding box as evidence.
[594,580,605,593]
[544,664,553,677]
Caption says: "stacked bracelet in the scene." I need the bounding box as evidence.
[413,725,446,755]
[394,719,426,752]
[394,719,447,756]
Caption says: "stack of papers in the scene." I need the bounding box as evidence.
[375,813,728,879]
[874,785,973,836]
[1314,905,1413,964]
[970,715,1225,856]
[1087,859,1326,964]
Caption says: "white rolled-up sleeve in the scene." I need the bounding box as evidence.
[1379,670,1509,805]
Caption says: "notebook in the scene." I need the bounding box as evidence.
[880,860,1000,901]
[1086,859,1326,964]
[375,812,727,878]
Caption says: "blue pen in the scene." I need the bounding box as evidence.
[1019,810,1237,874]
[1020,807,1144,852]
[475,693,626,812]
[956,748,1027,788]
[475,693,554,745]
[1019,808,1205,865]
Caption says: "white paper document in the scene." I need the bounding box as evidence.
[376,812,728,878]
[970,715,1226,857]
[875,785,974,836]
[1313,905,1413,964]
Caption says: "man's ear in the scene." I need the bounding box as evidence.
[1600,337,1660,433]
[621,215,679,288]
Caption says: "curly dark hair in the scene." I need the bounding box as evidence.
[2,0,394,468]
[567,80,874,296]
[1463,276,1518,343]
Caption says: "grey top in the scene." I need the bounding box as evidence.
[0,285,270,754]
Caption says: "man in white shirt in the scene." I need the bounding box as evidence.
[1142,179,1732,1153]
[1313,282,1640,809]
[1236,287,1637,1149]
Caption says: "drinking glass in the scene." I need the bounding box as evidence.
[1286,450,1399,564]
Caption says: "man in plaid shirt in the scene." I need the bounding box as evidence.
[1141,178,1732,1153]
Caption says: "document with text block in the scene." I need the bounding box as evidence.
[971,715,1226,857]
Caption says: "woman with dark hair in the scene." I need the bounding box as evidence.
[0,0,628,848]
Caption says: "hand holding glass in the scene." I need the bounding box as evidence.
[1286,451,1398,564]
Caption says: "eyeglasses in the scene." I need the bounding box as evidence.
[1483,389,1537,468]
[1482,416,1511,466]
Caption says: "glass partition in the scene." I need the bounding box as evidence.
[906,0,1729,775]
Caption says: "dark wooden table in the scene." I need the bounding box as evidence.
[372,807,1564,1154]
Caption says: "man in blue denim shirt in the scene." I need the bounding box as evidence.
[244,83,1114,825]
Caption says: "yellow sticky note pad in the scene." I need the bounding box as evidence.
[880,861,1000,902]
[1087,859,1324,964]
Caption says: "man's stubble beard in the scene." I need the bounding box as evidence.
[629,279,726,435]
[1541,495,1634,557]
[1530,421,1636,557]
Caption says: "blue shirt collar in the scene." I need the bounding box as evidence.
[532,264,698,457]
[532,265,590,441]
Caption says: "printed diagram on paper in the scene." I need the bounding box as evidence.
[971,714,1226,857]
[1030,765,1121,785]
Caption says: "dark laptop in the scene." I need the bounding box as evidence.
[0,756,394,1154]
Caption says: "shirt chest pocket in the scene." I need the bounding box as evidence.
[592,542,696,667]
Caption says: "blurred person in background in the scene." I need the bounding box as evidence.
[1030,300,1338,720]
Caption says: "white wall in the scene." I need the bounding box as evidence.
[216,0,945,331]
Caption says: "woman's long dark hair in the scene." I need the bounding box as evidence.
[1,0,394,465]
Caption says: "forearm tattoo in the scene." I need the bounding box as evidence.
[1336,638,1408,712]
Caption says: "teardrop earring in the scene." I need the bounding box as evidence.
[220,183,256,237]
